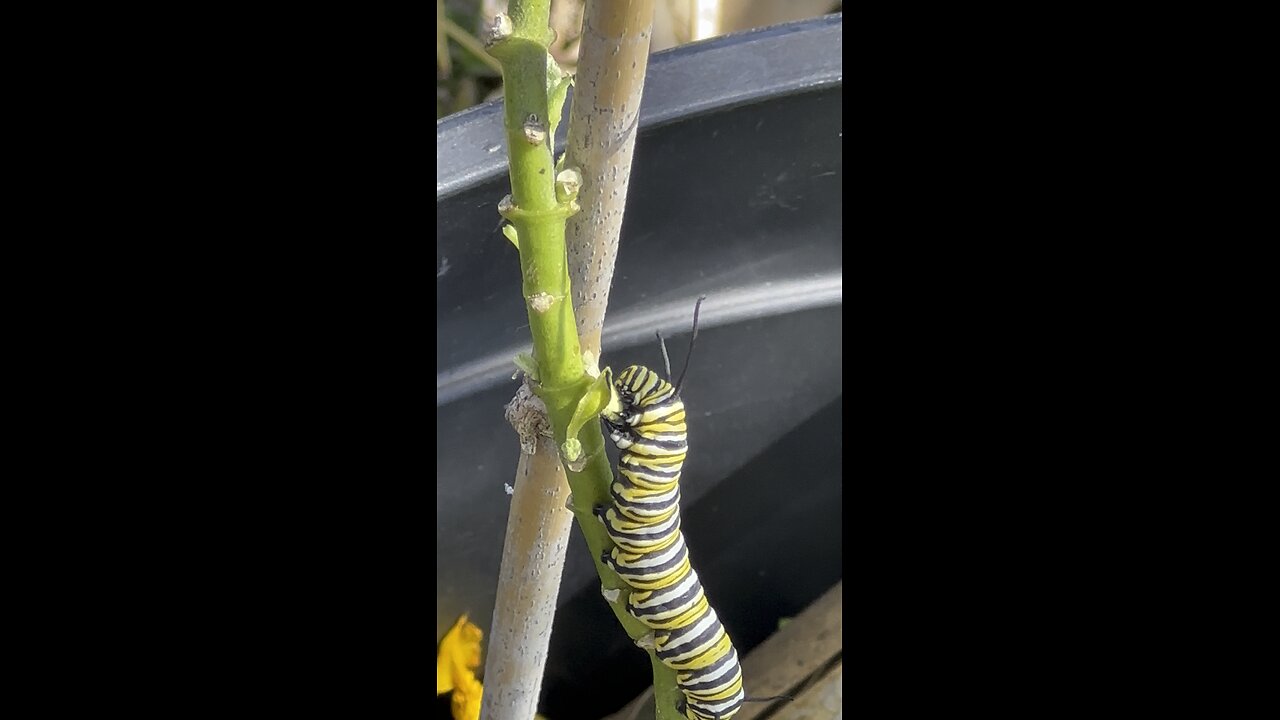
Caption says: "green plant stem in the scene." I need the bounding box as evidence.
[487,2,681,718]
[560,427,684,719]
[436,0,451,78]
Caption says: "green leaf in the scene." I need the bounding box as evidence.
[502,223,520,249]
[566,368,614,441]
[513,351,539,381]
[546,63,573,156]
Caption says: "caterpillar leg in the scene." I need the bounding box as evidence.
[600,548,617,571]
[600,586,622,603]
[634,632,656,650]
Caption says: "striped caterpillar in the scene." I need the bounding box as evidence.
[588,299,785,720]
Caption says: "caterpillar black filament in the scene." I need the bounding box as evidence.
[594,357,748,720]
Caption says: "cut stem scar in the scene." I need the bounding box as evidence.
[527,291,561,313]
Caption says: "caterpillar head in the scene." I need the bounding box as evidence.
[614,365,652,395]
[613,365,667,405]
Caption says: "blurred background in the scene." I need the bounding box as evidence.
[437,0,843,118]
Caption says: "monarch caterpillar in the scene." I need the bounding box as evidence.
[591,298,786,720]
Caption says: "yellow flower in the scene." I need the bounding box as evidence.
[436,614,485,720]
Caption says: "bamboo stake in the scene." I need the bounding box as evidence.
[565,0,657,358]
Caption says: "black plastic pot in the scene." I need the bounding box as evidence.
[437,14,842,719]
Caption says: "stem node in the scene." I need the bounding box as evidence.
[527,291,559,313]
[484,13,514,47]
[522,114,548,145]
[555,167,583,203]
